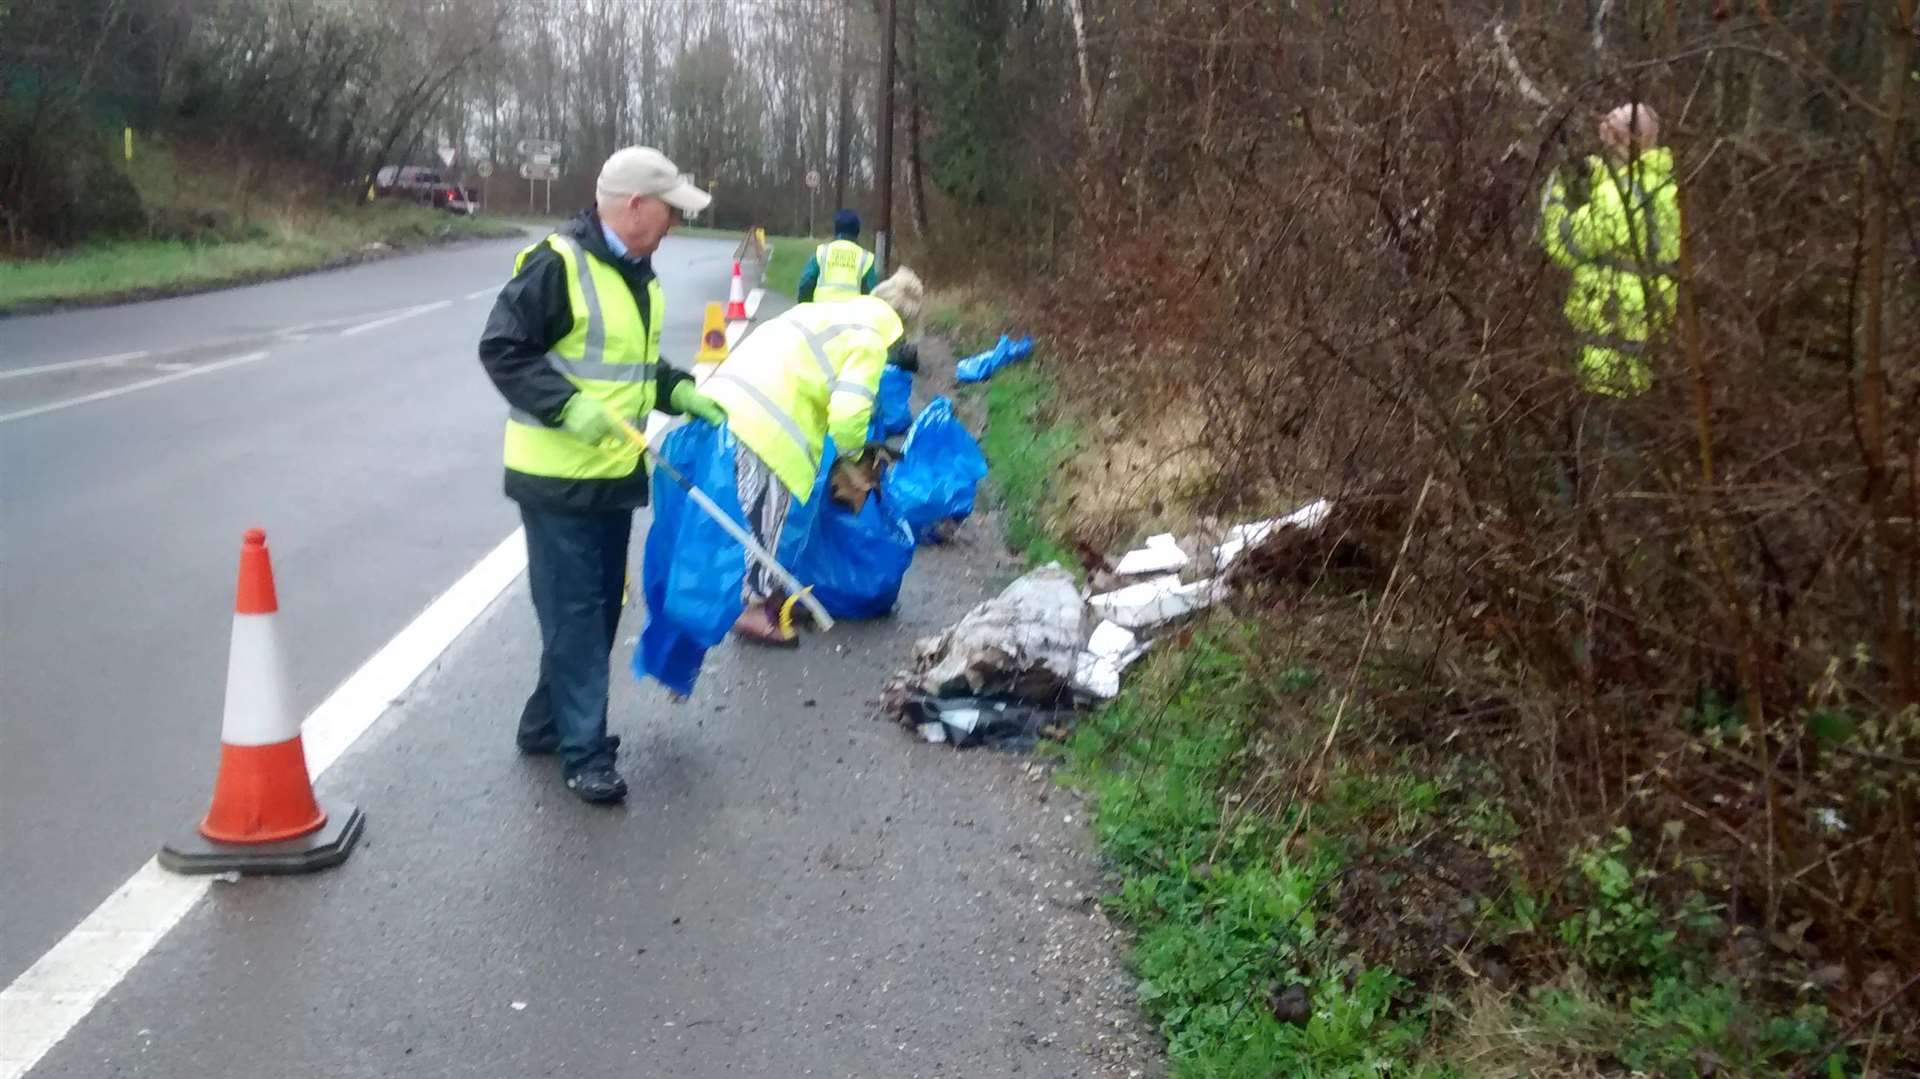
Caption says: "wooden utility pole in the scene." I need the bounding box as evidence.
[875,0,897,272]
[833,0,852,210]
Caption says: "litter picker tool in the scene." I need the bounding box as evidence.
[604,409,835,632]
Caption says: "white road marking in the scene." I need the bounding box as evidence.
[339,299,451,337]
[0,350,149,382]
[0,351,270,425]
[464,286,497,301]
[0,528,529,1079]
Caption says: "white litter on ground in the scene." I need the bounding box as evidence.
[1086,575,1225,631]
[1112,532,1189,576]
[1213,498,1334,572]
[1071,620,1151,699]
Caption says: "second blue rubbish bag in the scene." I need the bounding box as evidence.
[883,396,988,544]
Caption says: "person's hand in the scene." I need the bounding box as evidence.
[559,394,617,444]
[670,381,726,426]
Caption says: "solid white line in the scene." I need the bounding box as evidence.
[0,351,269,425]
[0,528,528,1079]
[339,299,451,337]
[0,350,150,382]
[464,286,496,301]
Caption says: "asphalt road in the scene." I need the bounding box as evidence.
[0,229,742,986]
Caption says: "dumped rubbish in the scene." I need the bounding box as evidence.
[883,397,989,544]
[883,500,1336,746]
[1088,575,1225,631]
[908,563,1083,699]
[955,334,1035,384]
[1112,532,1189,576]
[1071,620,1151,700]
[898,695,1070,750]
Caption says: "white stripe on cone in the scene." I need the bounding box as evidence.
[220,612,297,747]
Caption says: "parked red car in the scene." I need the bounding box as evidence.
[373,166,479,215]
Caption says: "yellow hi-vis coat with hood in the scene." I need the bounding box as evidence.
[703,296,902,501]
[1540,147,1681,397]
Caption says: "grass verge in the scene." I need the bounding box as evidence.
[978,366,1079,569]
[0,202,515,312]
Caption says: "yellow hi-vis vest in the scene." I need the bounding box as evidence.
[703,296,902,501]
[813,239,874,302]
[1540,148,1680,397]
[503,233,664,480]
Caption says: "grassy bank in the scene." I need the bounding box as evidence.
[945,292,1861,1076]
[0,202,514,312]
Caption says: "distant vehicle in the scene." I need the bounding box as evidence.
[373,165,480,215]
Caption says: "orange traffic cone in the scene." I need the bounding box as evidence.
[725,259,748,321]
[160,529,364,875]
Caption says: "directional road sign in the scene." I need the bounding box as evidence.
[519,162,560,181]
[516,138,562,158]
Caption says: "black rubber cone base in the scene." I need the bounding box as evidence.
[159,799,365,876]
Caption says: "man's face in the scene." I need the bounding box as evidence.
[619,195,674,256]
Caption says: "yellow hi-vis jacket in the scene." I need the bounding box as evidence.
[502,232,664,480]
[1540,147,1681,397]
[813,239,876,302]
[703,296,902,501]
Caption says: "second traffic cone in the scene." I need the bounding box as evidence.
[725,259,748,321]
[160,529,364,876]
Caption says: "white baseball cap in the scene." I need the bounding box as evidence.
[596,147,711,213]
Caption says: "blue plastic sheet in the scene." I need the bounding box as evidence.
[882,397,989,544]
[954,334,1034,384]
[633,422,748,696]
[788,489,917,620]
[869,365,914,441]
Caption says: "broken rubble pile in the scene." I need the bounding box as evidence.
[883,499,1336,746]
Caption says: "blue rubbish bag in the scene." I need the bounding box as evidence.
[882,396,988,544]
[633,422,748,696]
[788,486,917,620]
[869,365,914,441]
[954,334,1034,384]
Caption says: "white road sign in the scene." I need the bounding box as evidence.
[437,146,457,168]
[476,160,494,179]
[517,137,561,158]
[805,169,821,190]
[519,162,560,181]
[529,152,553,167]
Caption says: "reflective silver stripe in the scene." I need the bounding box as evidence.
[830,379,877,403]
[545,234,659,382]
[793,321,875,382]
[709,372,812,460]
[546,351,658,384]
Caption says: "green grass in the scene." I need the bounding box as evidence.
[1062,631,1443,1079]
[978,365,1079,568]
[761,233,815,297]
[0,203,515,310]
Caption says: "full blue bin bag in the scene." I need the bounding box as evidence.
[869,365,915,441]
[788,487,917,620]
[634,422,749,696]
[883,396,988,544]
[954,334,1035,384]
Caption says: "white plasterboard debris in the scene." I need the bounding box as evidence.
[1113,532,1189,576]
[1086,574,1224,630]
[1072,620,1151,699]
[918,722,948,744]
[1213,498,1334,572]
[917,564,1084,696]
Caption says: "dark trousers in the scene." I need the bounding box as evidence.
[517,505,631,775]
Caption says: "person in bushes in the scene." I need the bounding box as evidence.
[704,267,925,645]
[796,209,880,303]
[1540,102,1681,398]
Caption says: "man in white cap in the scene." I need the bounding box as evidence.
[478,146,727,805]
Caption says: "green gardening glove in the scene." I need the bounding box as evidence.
[558,394,617,444]
[670,381,727,426]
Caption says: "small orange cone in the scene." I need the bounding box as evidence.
[160,529,364,875]
[725,259,748,321]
